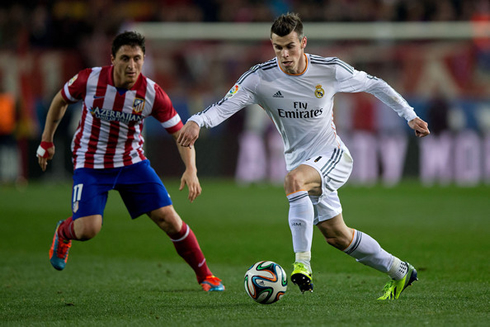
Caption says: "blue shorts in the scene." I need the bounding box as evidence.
[71,160,172,220]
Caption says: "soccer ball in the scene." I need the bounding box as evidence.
[244,261,288,304]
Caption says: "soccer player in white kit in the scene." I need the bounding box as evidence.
[178,13,430,299]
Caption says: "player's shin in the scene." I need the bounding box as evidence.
[168,221,212,283]
[343,229,393,273]
[287,191,314,270]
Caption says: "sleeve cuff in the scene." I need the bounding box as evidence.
[404,110,418,122]
[188,115,204,128]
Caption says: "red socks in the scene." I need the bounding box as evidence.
[169,222,212,283]
[57,217,77,240]
[56,218,212,282]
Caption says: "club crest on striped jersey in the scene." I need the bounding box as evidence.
[132,98,145,113]
[315,84,325,98]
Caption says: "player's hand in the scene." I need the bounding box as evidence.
[177,121,200,147]
[408,117,430,138]
[37,142,55,172]
[179,169,202,203]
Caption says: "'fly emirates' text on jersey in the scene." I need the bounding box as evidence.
[190,54,417,171]
[62,66,183,169]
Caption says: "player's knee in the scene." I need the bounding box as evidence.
[77,222,101,240]
[284,170,307,194]
[149,207,182,234]
[160,217,182,234]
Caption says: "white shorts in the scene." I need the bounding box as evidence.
[302,147,353,224]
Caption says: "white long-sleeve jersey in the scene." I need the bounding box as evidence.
[190,54,417,171]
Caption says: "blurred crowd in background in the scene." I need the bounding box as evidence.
[1,0,489,186]
[1,0,489,51]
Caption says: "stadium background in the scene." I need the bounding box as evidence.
[0,0,489,187]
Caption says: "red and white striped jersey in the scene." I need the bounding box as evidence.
[61,65,182,169]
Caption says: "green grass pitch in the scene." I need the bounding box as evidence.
[1,179,489,326]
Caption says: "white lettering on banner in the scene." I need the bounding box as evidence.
[379,134,408,187]
[235,131,267,183]
[345,133,408,186]
[345,132,378,185]
[344,131,489,186]
[485,134,490,185]
[420,133,453,186]
[420,131,489,186]
[454,131,481,186]
[235,130,287,185]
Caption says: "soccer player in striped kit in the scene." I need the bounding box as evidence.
[178,13,430,299]
[37,31,224,292]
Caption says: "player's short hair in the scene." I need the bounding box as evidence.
[270,13,303,39]
[111,31,146,57]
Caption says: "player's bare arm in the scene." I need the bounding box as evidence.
[37,90,69,171]
[408,117,430,138]
[172,130,202,202]
[177,121,201,148]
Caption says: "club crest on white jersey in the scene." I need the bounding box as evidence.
[315,84,325,98]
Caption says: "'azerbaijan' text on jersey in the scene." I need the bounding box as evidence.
[62,66,183,169]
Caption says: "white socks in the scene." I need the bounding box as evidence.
[343,229,394,274]
[295,251,312,271]
[387,257,409,280]
[288,190,314,257]
[287,192,409,280]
